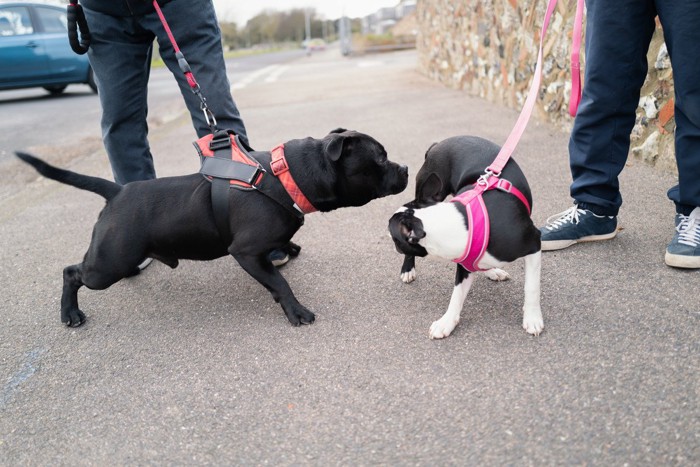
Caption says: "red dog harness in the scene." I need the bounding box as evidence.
[451,174,531,272]
[193,130,315,239]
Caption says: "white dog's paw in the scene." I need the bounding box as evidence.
[429,317,459,339]
[401,268,416,283]
[522,308,544,336]
[484,268,510,281]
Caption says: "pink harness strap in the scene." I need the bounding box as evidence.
[451,177,531,272]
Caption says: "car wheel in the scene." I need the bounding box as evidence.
[43,85,67,95]
[87,67,98,94]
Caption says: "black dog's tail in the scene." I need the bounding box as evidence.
[16,152,121,201]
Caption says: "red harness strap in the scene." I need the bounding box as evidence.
[270,144,316,214]
[195,133,263,188]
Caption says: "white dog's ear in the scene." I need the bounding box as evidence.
[407,230,425,244]
[417,172,444,203]
[400,217,425,244]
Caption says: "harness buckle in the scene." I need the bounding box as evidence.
[270,156,289,176]
[209,133,232,151]
[246,166,265,188]
[495,179,513,193]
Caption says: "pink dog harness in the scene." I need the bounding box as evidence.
[451,175,531,272]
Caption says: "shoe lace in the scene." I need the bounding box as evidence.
[545,206,586,230]
[676,208,700,247]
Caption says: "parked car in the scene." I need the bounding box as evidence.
[302,38,327,52]
[0,2,96,95]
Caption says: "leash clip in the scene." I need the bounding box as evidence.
[477,168,498,186]
[201,103,217,132]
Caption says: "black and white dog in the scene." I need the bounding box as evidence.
[18,129,408,328]
[388,136,543,338]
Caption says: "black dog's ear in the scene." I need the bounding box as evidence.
[329,128,348,135]
[417,172,444,203]
[324,132,353,162]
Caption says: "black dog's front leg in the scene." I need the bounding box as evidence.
[61,264,87,327]
[400,254,416,283]
[232,253,315,326]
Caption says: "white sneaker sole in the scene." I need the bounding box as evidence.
[664,251,700,269]
[541,231,617,251]
[271,255,289,267]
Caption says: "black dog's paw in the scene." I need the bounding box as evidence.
[285,241,302,257]
[284,303,315,326]
[62,308,86,327]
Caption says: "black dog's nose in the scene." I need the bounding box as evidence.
[391,165,409,194]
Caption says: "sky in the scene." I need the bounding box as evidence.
[213,0,400,25]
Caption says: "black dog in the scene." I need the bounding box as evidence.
[388,136,542,338]
[18,129,408,327]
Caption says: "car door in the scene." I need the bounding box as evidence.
[0,5,51,86]
[33,5,89,82]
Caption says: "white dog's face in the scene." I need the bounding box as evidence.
[390,203,469,261]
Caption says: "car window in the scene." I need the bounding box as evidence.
[0,6,34,36]
[35,6,68,33]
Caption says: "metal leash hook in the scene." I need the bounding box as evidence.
[154,1,218,133]
[477,168,498,186]
[201,101,218,133]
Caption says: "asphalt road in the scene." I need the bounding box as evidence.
[1,47,698,465]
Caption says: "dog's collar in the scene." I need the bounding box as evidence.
[451,177,530,272]
[270,144,316,214]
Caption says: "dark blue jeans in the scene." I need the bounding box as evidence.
[83,0,248,184]
[570,0,700,216]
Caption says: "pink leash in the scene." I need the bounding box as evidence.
[452,0,585,272]
[487,0,584,179]
[569,0,585,117]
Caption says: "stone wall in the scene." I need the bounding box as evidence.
[415,0,677,173]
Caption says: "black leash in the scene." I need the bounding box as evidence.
[67,0,90,55]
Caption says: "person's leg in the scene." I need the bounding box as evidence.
[569,0,658,216]
[83,8,156,184]
[145,0,249,146]
[540,0,658,251]
[656,1,700,215]
[656,0,700,268]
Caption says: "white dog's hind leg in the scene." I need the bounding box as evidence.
[429,267,473,339]
[522,251,544,335]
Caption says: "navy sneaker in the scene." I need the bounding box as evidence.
[665,207,700,269]
[268,249,290,267]
[540,205,617,251]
